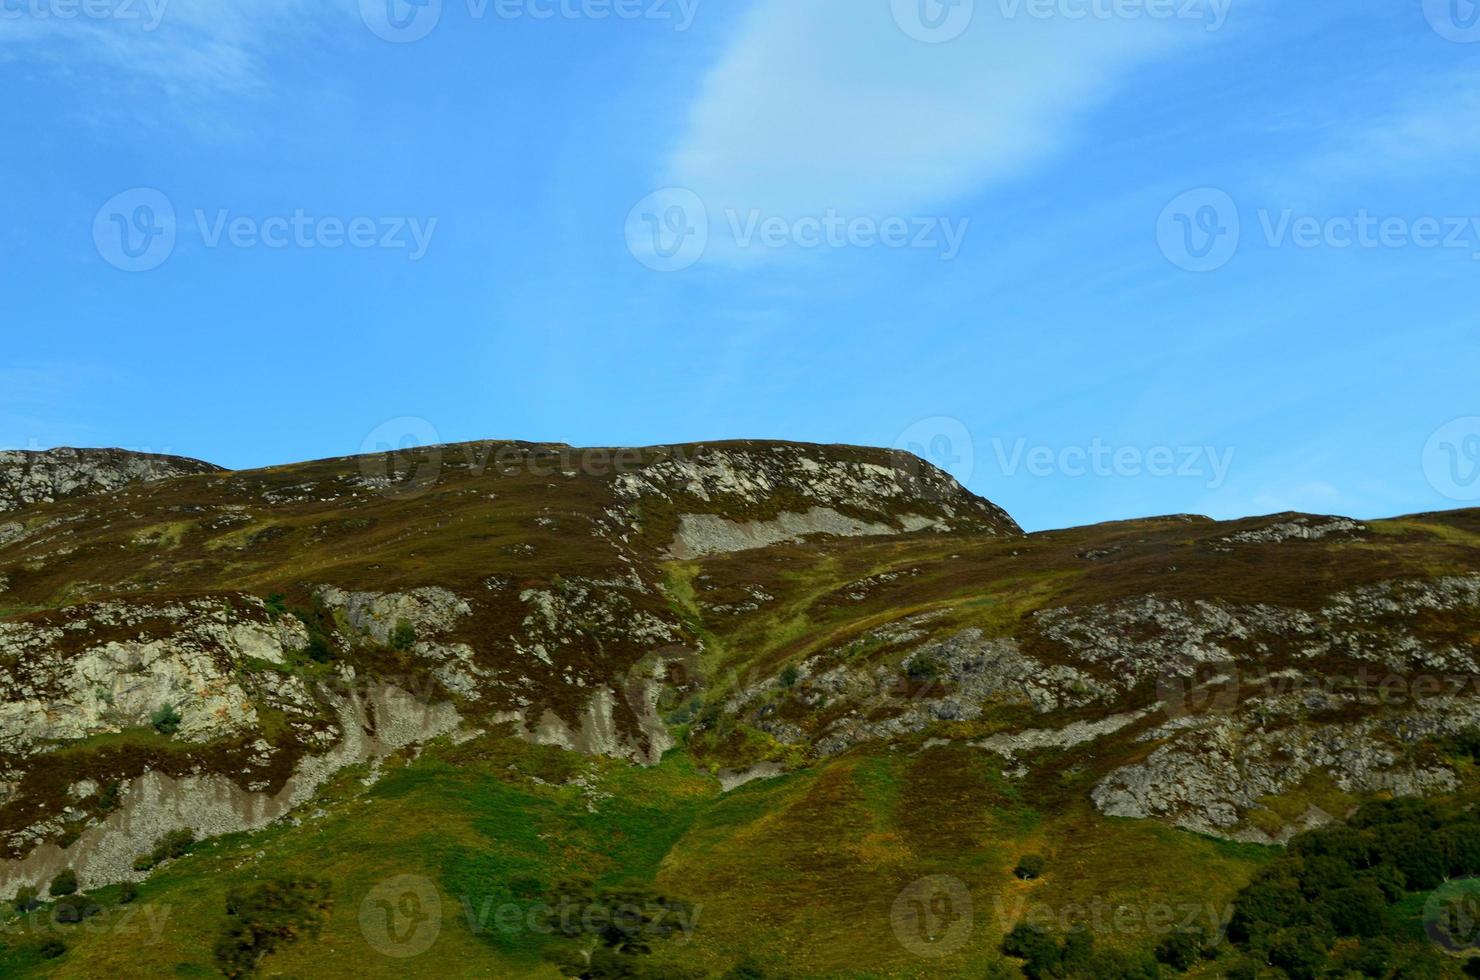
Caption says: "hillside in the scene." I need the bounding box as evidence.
[0,442,1476,977]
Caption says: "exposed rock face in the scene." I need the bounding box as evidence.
[613,444,1020,552]
[0,448,222,513]
[669,508,947,559]
[0,596,314,752]
[1091,701,1477,843]
[0,680,461,898]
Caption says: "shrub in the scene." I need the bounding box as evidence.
[905,654,943,683]
[389,618,416,651]
[214,877,332,978]
[118,881,138,904]
[13,885,38,913]
[264,593,288,619]
[1155,930,1204,972]
[96,780,122,813]
[779,665,799,689]
[133,853,155,872]
[151,703,182,736]
[150,828,196,865]
[38,937,66,959]
[304,633,334,664]
[1014,854,1047,880]
[49,869,78,897]
[1000,923,1061,979]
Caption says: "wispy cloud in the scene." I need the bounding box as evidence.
[0,0,342,98]
[665,0,1232,230]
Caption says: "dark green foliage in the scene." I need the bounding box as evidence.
[1001,923,1061,979]
[150,828,196,866]
[213,877,332,978]
[134,853,156,872]
[264,594,288,620]
[37,938,65,960]
[119,880,138,904]
[389,618,416,651]
[778,665,799,689]
[1227,796,1480,977]
[905,654,943,683]
[1153,930,1203,972]
[1014,854,1046,880]
[52,895,101,924]
[304,632,334,664]
[97,780,122,813]
[48,868,78,897]
[152,703,182,736]
[12,886,37,913]
[539,879,697,977]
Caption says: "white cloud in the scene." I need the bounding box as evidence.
[666,0,1230,228]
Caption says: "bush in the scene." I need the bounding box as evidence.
[389,618,416,651]
[13,885,38,913]
[151,703,182,736]
[38,937,66,959]
[48,869,78,897]
[133,853,155,872]
[264,593,288,619]
[150,828,196,865]
[779,665,799,688]
[1014,854,1047,880]
[52,895,100,924]
[304,633,334,664]
[118,881,138,904]
[214,877,332,978]
[1000,923,1061,979]
[1155,930,1204,972]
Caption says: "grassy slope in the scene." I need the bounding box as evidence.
[0,730,1279,979]
[2,448,1478,976]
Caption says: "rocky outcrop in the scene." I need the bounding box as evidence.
[0,596,314,752]
[0,448,222,513]
[0,679,461,899]
[612,444,1020,551]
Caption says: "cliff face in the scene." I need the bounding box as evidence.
[0,448,223,513]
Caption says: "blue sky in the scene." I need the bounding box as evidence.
[3,0,1478,531]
